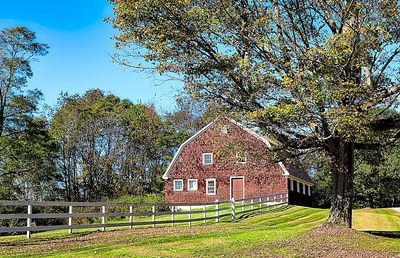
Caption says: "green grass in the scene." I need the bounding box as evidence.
[1,206,400,257]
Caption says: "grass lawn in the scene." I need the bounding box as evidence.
[1,206,400,257]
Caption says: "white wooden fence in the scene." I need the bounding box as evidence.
[0,192,288,239]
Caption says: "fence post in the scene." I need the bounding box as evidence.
[26,204,32,239]
[68,205,73,234]
[259,197,262,209]
[203,204,206,224]
[231,198,235,220]
[241,201,244,212]
[251,199,254,212]
[215,200,219,223]
[129,205,133,229]
[171,206,175,226]
[101,205,106,231]
[152,205,156,228]
[286,192,289,203]
[188,205,191,227]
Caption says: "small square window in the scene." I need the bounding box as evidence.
[236,152,247,163]
[173,180,183,191]
[203,153,213,165]
[221,125,229,134]
[188,179,198,191]
[206,179,216,195]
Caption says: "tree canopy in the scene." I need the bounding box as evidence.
[0,27,48,137]
[50,89,188,201]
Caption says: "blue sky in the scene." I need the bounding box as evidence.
[0,0,181,111]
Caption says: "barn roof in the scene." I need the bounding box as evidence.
[162,118,312,184]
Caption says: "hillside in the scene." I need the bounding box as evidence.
[1,206,400,257]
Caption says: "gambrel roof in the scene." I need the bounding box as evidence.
[162,117,312,184]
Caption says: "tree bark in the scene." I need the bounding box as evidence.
[325,140,354,228]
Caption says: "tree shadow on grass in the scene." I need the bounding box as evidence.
[233,205,293,222]
[363,231,400,238]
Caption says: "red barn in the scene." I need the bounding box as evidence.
[163,118,312,205]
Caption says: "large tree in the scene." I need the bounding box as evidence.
[109,0,400,227]
[0,26,48,137]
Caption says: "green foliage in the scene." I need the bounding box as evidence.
[0,27,48,136]
[50,89,186,201]
[0,117,58,201]
[312,146,400,209]
[354,147,400,208]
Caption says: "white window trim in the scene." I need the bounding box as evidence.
[206,178,216,195]
[236,152,247,164]
[289,179,294,191]
[188,179,198,191]
[173,179,184,192]
[297,181,300,193]
[203,153,213,165]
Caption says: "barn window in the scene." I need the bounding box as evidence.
[203,153,213,165]
[188,179,198,191]
[236,152,247,164]
[297,181,300,193]
[173,180,183,191]
[289,179,294,191]
[206,178,216,195]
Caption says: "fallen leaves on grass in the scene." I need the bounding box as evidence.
[272,226,399,257]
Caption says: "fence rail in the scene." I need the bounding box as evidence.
[0,192,288,238]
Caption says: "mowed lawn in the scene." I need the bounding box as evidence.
[1,206,400,257]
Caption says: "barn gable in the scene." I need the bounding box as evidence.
[162,117,309,181]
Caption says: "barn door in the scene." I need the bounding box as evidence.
[231,178,244,200]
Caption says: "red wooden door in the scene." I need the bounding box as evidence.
[231,178,244,200]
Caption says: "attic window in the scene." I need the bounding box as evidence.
[203,153,213,165]
[236,152,247,164]
[221,125,229,134]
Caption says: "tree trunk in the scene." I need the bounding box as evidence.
[325,140,354,228]
[0,107,4,137]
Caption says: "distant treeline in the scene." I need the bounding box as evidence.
[0,88,215,201]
